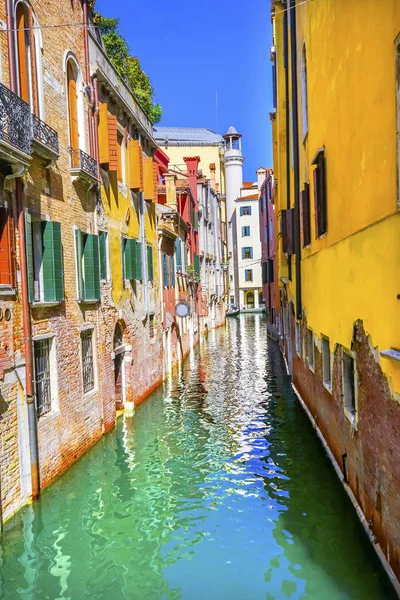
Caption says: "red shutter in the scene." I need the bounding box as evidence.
[0,208,14,287]
[282,208,294,255]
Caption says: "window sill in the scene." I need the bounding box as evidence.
[77,298,100,305]
[323,381,332,394]
[380,349,400,362]
[38,410,60,427]
[344,407,357,427]
[83,388,98,399]
[31,301,62,308]
[0,286,16,297]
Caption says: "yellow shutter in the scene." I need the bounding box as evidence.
[143,157,155,202]
[108,114,118,172]
[128,140,143,190]
[67,62,79,150]
[28,6,39,116]
[16,4,29,103]
[98,102,109,165]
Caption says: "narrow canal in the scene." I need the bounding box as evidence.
[0,315,395,599]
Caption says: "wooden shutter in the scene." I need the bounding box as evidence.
[314,157,327,237]
[162,253,168,287]
[175,238,182,271]
[135,240,142,280]
[194,253,200,278]
[0,208,15,287]
[98,103,110,165]
[268,258,274,283]
[123,238,135,280]
[128,140,142,190]
[24,212,34,302]
[147,245,153,281]
[262,262,268,285]
[67,62,79,150]
[282,209,294,255]
[108,115,118,172]
[99,231,107,280]
[16,4,29,103]
[143,157,155,201]
[28,6,39,116]
[74,228,83,299]
[42,221,63,302]
[301,182,311,247]
[83,234,100,300]
[117,132,123,181]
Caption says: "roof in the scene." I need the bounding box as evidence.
[237,193,259,200]
[242,182,254,189]
[153,126,224,147]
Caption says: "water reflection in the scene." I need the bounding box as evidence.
[0,315,395,599]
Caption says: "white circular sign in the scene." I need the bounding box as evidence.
[175,302,190,318]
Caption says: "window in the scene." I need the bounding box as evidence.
[230,296,234,305]
[149,314,155,339]
[240,206,252,216]
[67,59,79,151]
[301,43,308,139]
[230,275,233,282]
[162,253,169,287]
[0,206,16,289]
[170,255,175,287]
[262,259,274,284]
[242,226,250,237]
[122,237,142,281]
[117,131,126,183]
[295,322,301,356]
[175,238,182,272]
[34,337,56,417]
[147,245,154,281]
[301,182,311,247]
[306,328,314,369]
[75,229,100,301]
[246,291,254,308]
[99,230,109,281]
[244,269,253,282]
[25,215,64,303]
[343,351,356,417]
[15,2,40,113]
[282,209,294,255]
[312,148,327,237]
[322,336,331,387]
[81,329,94,394]
[242,247,253,259]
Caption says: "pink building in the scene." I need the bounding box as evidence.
[260,169,276,325]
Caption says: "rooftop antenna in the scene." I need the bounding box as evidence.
[215,90,219,133]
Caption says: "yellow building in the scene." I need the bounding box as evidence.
[90,36,163,410]
[271,0,400,586]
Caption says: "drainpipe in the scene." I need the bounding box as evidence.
[6,0,39,498]
[289,0,302,319]
[283,9,292,282]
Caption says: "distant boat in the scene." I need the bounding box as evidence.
[226,307,240,317]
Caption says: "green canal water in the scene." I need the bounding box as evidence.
[0,315,396,599]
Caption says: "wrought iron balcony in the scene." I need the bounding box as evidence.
[68,148,99,185]
[0,82,31,163]
[31,114,59,160]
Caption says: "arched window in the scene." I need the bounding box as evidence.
[15,1,40,114]
[301,43,308,140]
[67,59,79,150]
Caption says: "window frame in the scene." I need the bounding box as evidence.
[242,246,253,260]
[241,225,251,237]
[65,54,85,153]
[306,328,314,370]
[240,206,252,216]
[342,349,357,423]
[244,269,253,282]
[33,334,58,419]
[99,229,110,282]
[81,327,96,395]
[322,335,332,391]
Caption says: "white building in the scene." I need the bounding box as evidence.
[223,127,264,311]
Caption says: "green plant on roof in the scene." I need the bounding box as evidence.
[92,9,162,124]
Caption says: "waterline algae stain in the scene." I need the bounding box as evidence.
[0,316,395,599]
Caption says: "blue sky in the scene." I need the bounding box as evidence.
[96,0,273,181]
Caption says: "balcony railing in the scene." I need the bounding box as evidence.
[68,148,98,180]
[31,114,59,157]
[0,82,31,155]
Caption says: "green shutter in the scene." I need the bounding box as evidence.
[135,240,142,280]
[193,211,198,232]
[182,242,187,273]
[175,238,182,271]
[124,238,135,280]
[24,212,34,302]
[194,253,200,278]
[162,253,168,287]
[147,245,153,281]
[42,221,63,302]
[99,231,107,280]
[75,228,84,300]
[83,234,100,300]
